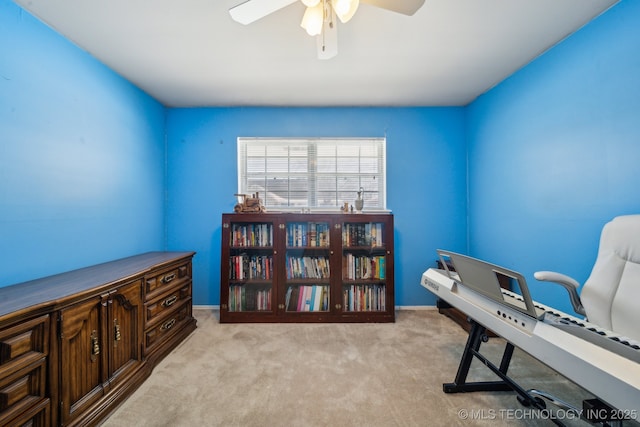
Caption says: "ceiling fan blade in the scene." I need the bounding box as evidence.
[229,0,297,25]
[361,0,425,16]
[317,7,338,60]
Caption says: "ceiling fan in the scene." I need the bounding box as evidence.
[229,0,425,59]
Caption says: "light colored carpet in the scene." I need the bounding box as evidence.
[102,309,596,426]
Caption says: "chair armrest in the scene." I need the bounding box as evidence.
[534,271,585,315]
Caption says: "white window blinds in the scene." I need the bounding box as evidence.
[237,138,386,210]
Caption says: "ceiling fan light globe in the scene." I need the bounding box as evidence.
[300,0,320,7]
[331,0,359,23]
[300,4,324,36]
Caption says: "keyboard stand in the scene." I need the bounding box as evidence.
[443,318,567,426]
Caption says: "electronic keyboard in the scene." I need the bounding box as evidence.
[421,267,640,416]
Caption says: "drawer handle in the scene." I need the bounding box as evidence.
[161,318,176,331]
[162,273,176,283]
[162,295,178,307]
[114,319,121,345]
[91,330,100,362]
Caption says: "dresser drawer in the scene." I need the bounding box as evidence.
[0,359,48,424]
[144,262,191,301]
[0,316,49,370]
[145,283,192,326]
[144,302,192,354]
[2,397,49,427]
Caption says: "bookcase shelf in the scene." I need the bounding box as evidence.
[220,212,394,323]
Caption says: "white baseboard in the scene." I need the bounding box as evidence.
[396,305,437,310]
[194,305,219,310]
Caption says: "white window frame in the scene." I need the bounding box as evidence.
[237,137,387,211]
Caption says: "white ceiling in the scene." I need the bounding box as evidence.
[14,0,618,107]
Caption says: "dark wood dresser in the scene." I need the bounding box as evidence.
[0,251,196,427]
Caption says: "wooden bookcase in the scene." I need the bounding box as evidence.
[220,212,394,323]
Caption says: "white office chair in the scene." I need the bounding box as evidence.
[535,214,640,342]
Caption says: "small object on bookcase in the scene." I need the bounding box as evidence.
[355,187,364,213]
[234,192,266,213]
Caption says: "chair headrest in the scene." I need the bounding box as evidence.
[601,215,640,264]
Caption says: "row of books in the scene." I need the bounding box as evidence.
[285,285,329,312]
[231,223,273,247]
[228,285,271,311]
[343,284,386,312]
[286,256,330,279]
[342,223,384,247]
[230,221,383,248]
[227,284,383,312]
[229,254,273,280]
[343,254,386,280]
[287,222,330,247]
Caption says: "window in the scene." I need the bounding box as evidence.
[237,137,386,210]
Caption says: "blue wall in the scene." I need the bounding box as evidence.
[165,107,467,306]
[466,0,640,314]
[0,0,166,286]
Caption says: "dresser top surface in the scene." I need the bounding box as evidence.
[0,251,195,321]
